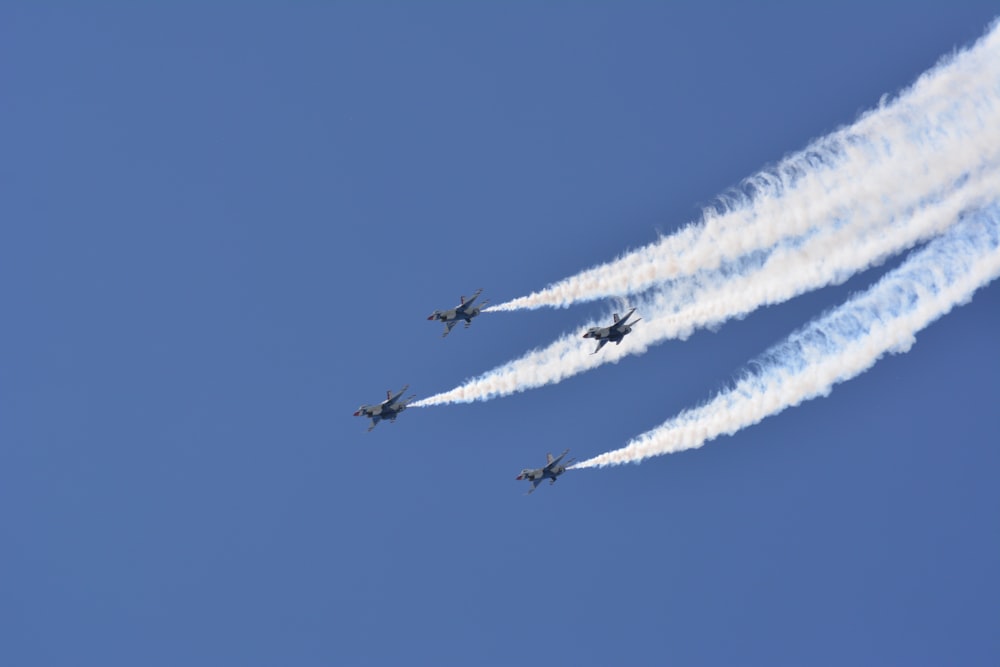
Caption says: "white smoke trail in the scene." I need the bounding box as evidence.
[489,20,1000,312]
[413,166,999,407]
[642,163,1000,338]
[413,20,1000,408]
[572,203,1000,468]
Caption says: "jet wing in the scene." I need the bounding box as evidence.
[613,308,637,330]
[459,288,484,310]
[385,385,410,405]
[545,449,570,470]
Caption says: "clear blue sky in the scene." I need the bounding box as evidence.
[3,4,999,665]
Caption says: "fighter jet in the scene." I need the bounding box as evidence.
[353,385,416,432]
[516,449,575,495]
[582,307,641,354]
[427,288,488,338]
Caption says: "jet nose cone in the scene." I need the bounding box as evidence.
[516,474,524,480]
[353,410,361,416]
[427,315,435,320]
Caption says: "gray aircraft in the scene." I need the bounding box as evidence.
[582,307,640,354]
[353,385,416,432]
[516,449,575,495]
[427,288,488,338]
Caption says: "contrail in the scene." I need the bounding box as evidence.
[488,21,1000,312]
[414,20,1000,408]
[413,165,999,406]
[572,203,1000,469]
[640,163,1000,339]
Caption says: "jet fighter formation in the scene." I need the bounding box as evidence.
[356,288,640,495]
[353,385,416,432]
[582,307,641,354]
[516,449,575,495]
[427,288,488,338]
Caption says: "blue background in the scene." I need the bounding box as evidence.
[3,4,999,665]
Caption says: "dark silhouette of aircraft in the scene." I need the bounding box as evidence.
[582,308,640,354]
[516,449,575,495]
[428,288,488,338]
[354,385,416,432]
